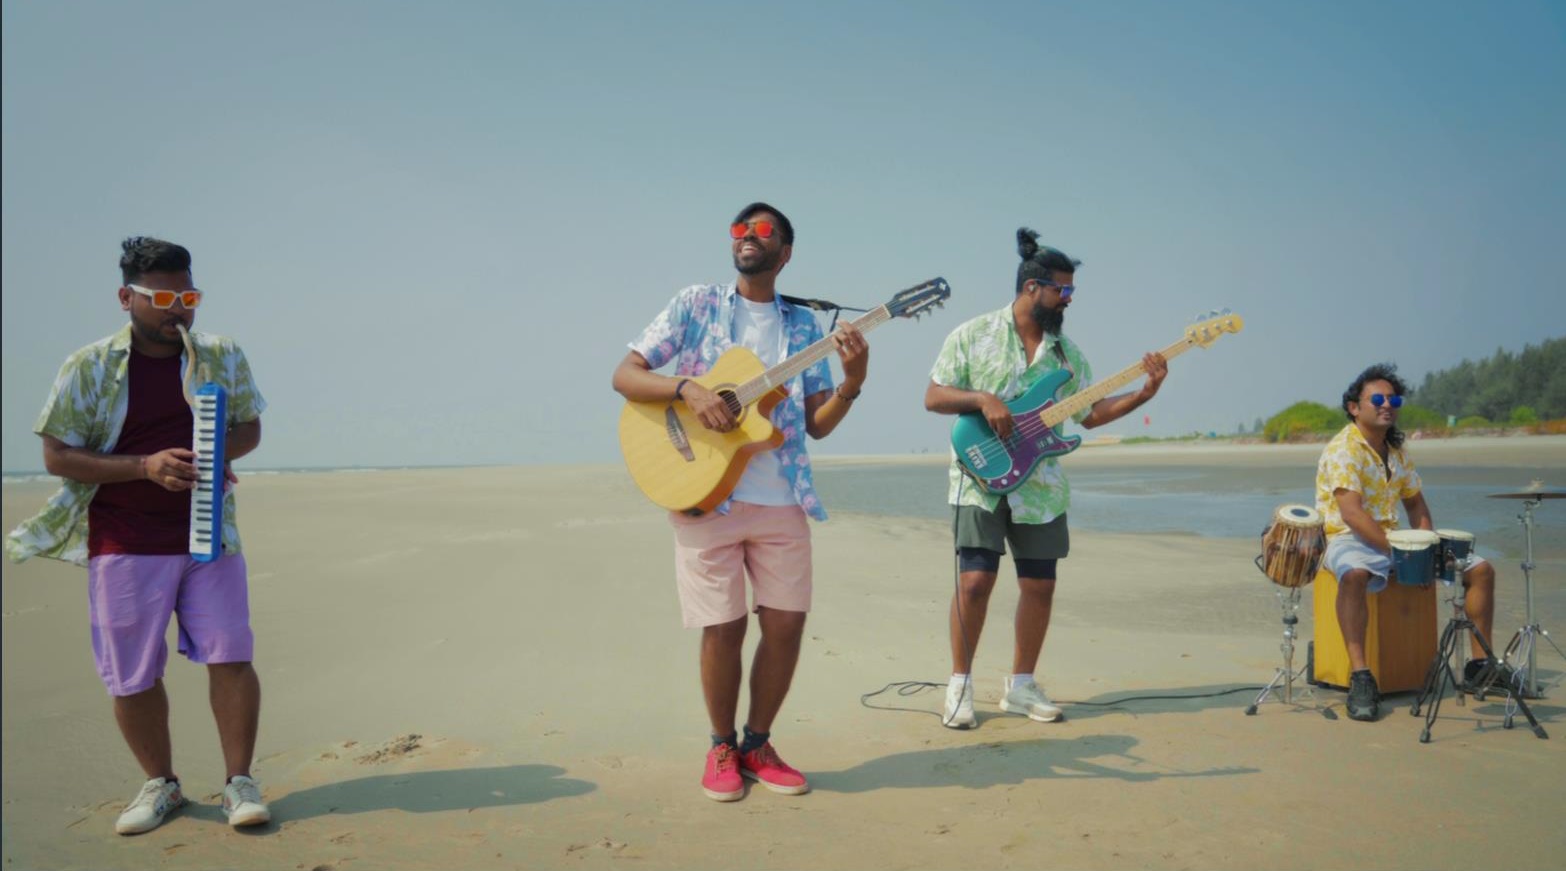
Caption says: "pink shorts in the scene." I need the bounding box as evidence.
[669,503,812,628]
[86,553,254,697]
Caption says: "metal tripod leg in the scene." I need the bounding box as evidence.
[1246,587,1317,715]
[1412,611,1548,742]
[1499,496,1559,699]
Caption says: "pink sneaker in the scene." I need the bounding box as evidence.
[739,742,809,795]
[702,744,743,802]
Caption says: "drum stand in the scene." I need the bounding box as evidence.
[1500,497,1562,699]
[1409,565,1547,743]
[1245,586,1319,715]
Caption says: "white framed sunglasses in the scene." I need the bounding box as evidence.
[127,284,203,309]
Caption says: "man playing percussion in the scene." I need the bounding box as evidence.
[924,228,1167,729]
[612,203,868,801]
[5,238,270,833]
[1316,363,1504,722]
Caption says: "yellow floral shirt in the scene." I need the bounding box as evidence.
[1314,423,1421,540]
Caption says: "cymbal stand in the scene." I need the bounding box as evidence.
[1500,497,1562,699]
[1410,557,1547,742]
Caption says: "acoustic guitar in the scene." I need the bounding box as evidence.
[620,278,951,513]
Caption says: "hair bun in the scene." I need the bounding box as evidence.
[1016,227,1040,261]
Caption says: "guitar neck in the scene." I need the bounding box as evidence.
[1040,334,1197,426]
[735,306,891,405]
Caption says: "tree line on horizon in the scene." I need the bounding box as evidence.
[1258,336,1566,442]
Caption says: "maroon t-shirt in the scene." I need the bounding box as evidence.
[88,348,194,556]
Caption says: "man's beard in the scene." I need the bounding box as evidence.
[131,313,185,347]
[1033,301,1065,336]
[734,249,781,276]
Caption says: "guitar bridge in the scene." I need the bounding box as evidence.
[665,407,696,462]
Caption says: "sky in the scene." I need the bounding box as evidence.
[3,0,1564,472]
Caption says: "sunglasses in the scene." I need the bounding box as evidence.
[128,284,203,309]
[1036,281,1075,300]
[730,220,775,240]
[1367,393,1403,408]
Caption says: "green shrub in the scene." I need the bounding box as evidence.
[1397,402,1445,430]
[1510,406,1540,425]
[1263,401,1341,443]
[1456,415,1490,429]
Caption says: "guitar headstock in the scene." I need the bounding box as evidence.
[1186,308,1244,348]
[886,277,951,320]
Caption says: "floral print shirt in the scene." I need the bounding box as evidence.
[7,324,267,566]
[1315,423,1422,540]
[930,305,1094,524]
[628,283,834,520]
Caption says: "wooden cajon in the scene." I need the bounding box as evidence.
[1311,567,1438,692]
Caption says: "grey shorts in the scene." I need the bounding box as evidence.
[954,502,1070,569]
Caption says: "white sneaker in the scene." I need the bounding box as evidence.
[222,775,271,827]
[943,679,976,729]
[115,777,185,835]
[1000,677,1063,722]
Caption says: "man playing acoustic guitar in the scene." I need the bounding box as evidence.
[924,228,1167,729]
[611,202,868,801]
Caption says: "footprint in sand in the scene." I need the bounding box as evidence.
[355,734,424,764]
[565,838,627,855]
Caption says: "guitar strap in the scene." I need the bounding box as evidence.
[780,294,868,331]
[1050,338,1075,382]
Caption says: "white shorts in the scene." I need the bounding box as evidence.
[1324,534,1488,593]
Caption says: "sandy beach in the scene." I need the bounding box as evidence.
[4,439,1565,870]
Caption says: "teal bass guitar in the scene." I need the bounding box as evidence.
[951,312,1244,493]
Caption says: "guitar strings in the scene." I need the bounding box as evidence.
[732,307,893,407]
[959,336,1199,468]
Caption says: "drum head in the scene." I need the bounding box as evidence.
[1435,528,1474,543]
[1387,529,1439,550]
[1274,503,1321,526]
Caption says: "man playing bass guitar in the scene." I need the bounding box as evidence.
[923,228,1167,729]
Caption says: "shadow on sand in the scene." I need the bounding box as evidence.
[812,733,1258,794]
[183,764,595,831]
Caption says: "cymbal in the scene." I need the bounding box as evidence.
[1487,488,1566,500]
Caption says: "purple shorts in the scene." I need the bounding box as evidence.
[86,553,254,697]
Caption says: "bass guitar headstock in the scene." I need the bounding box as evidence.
[1187,308,1244,348]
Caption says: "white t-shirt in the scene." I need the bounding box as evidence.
[729,296,795,506]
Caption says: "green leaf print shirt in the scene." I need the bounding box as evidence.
[929,305,1093,524]
[6,325,267,566]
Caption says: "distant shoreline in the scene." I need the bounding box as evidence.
[815,433,1566,470]
[6,433,1565,484]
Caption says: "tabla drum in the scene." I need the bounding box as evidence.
[1436,528,1475,584]
[1258,504,1325,588]
[1388,529,1440,587]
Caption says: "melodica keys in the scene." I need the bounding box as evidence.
[189,382,227,562]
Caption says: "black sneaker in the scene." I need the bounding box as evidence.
[1347,670,1380,721]
[1463,658,1528,696]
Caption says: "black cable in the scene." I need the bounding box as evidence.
[862,680,1268,718]
[869,469,1269,721]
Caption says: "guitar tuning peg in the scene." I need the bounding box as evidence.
[1220,307,1232,316]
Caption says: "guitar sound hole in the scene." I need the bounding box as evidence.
[719,389,744,422]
